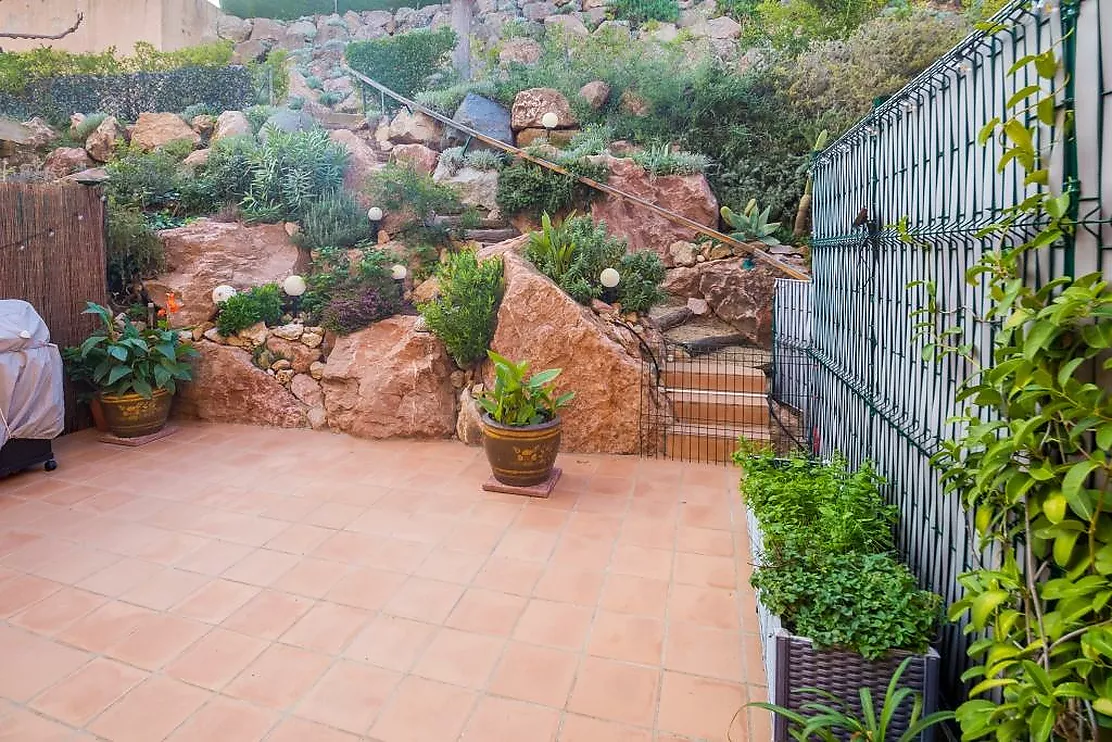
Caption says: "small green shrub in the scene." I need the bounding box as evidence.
[106,201,165,299]
[302,247,402,334]
[609,0,679,25]
[317,90,345,107]
[414,79,499,115]
[419,250,504,368]
[240,129,349,222]
[368,163,463,225]
[216,283,285,336]
[250,49,291,105]
[630,144,711,175]
[105,146,184,211]
[199,135,258,205]
[179,103,218,122]
[346,27,457,98]
[464,149,506,172]
[615,250,666,313]
[72,112,107,142]
[297,192,371,251]
[495,159,607,216]
[305,75,323,91]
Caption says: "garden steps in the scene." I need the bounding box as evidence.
[664,421,772,462]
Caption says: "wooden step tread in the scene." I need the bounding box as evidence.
[669,389,770,426]
[662,361,767,394]
[666,421,772,441]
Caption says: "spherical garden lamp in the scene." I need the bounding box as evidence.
[282,274,307,317]
[212,285,237,304]
[600,267,621,304]
[391,264,408,282]
[541,111,560,130]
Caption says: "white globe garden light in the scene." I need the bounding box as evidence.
[600,268,621,288]
[391,264,408,281]
[541,111,560,130]
[282,274,307,297]
[368,206,384,222]
[212,285,237,304]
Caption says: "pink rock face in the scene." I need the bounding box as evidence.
[510,88,576,131]
[391,143,439,176]
[175,343,308,428]
[488,253,663,454]
[43,147,93,179]
[213,111,251,142]
[84,116,124,163]
[146,219,303,328]
[321,316,457,439]
[387,109,443,147]
[329,129,383,198]
[590,155,718,256]
[130,112,201,151]
[663,258,777,347]
[578,80,611,110]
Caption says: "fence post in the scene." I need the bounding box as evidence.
[1059,0,1081,277]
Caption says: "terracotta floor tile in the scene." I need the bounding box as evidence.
[172,579,261,624]
[673,552,738,590]
[369,675,476,742]
[120,568,210,611]
[29,657,147,726]
[412,627,505,688]
[383,577,465,624]
[34,545,121,586]
[473,556,544,595]
[303,501,365,529]
[656,671,746,741]
[493,530,559,563]
[0,705,83,741]
[599,574,670,618]
[664,622,745,682]
[568,657,659,727]
[373,538,436,573]
[513,599,594,651]
[533,567,605,606]
[272,558,349,599]
[311,530,381,566]
[343,613,437,672]
[87,675,210,742]
[488,641,578,708]
[558,714,654,742]
[173,539,253,576]
[587,611,664,666]
[224,643,331,709]
[0,573,62,617]
[104,613,209,670]
[549,535,614,572]
[445,588,527,637]
[619,519,677,550]
[261,496,320,523]
[165,695,277,742]
[676,526,736,557]
[54,600,154,653]
[221,590,313,640]
[414,548,487,584]
[220,548,300,587]
[668,584,740,630]
[266,716,361,742]
[610,544,674,581]
[165,627,268,690]
[76,558,163,597]
[326,567,408,611]
[514,507,570,533]
[280,601,371,654]
[8,587,107,636]
[295,659,400,734]
[440,521,507,555]
[461,695,560,742]
[264,523,334,556]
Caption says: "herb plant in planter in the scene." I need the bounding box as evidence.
[734,445,944,741]
[477,351,574,487]
[67,303,197,438]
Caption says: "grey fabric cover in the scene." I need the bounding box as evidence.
[0,300,65,445]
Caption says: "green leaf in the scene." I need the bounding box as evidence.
[1093,698,1112,716]
[1034,51,1059,79]
[978,117,1001,146]
[106,365,131,385]
[971,589,1009,629]
[107,345,128,361]
[1006,85,1042,109]
[1037,97,1056,126]
[1003,119,1034,154]
[1063,459,1101,500]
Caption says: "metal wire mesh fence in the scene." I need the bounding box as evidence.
[779,0,1112,710]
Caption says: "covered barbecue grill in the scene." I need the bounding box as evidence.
[0,300,63,476]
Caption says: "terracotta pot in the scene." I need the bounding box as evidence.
[481,413,561,487]
[97,389,172,438]
[88,397,109,432]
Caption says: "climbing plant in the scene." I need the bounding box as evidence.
[911,26,1112,742]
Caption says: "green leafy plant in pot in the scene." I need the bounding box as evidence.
[66,302,197,438]
[477,351,574,487]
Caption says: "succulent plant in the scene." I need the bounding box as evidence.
[721,199,782,246]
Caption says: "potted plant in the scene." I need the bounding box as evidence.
[734,445,944,741]
[66,302,196,438]
[477,351,574,487]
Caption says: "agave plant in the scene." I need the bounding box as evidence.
[526,211,578,278]
[721,199,782,246]
[748,658,954,741]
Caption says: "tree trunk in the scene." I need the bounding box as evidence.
[450,0,473,82]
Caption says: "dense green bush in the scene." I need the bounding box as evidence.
[221,0,412,19]
[419,250,504,368]
[779,7,970,135]
[298,192,371,251]
[250,49,291,106]
[106,202,165,300]
[346,27,457,98]
[630,145,711,175]
[198,135,258,205]
[609,0,679,25]
[525,214,665,313]
[106,146,189,211]
[240,129,348,222]
[368,163,463,224]
[741,0,886,53]
[302,247,402,334]
[496,158,607,217]
[216,284,285,336]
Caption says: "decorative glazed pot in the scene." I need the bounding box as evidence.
[481,414,562,487]
[97,389,172,438]
[88,396,108,432]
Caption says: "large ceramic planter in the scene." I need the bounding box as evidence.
[745,510,942,741]
[98,389,172,438]
[481,414,561,487]
[88,396,108,432]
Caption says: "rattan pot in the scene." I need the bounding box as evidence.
[481,414,561,487]
[98,389,172,438]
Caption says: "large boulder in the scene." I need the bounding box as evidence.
[212,111,251,142]
[488,252,661,454]
[146,220,302,328]
[176,343,308,428]
[131,112,200,151]
[391,143,439,175]
[44,147,93,178]
[22,117,58,149]
[432,165,498,212]
[321,316,457,439]
[578,81,611,110]
[328,129,382,196]
[447,94,512,148]
[589,154,717,256]
[663,258,777,346]
[499,37,543,66]
[544,14,589,36]
[216,15,253,41]
[260,108,316,142]
[84,116,124,162]
[521,1,557,20]
[249,17,286,40]
[387,109,443,148]
[511,88,576,131]
[693,15,742,39]
[233,38,271,64]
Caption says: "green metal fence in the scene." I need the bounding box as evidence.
[788,0,1112,709]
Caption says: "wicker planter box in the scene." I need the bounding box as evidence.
[746,509,942,741]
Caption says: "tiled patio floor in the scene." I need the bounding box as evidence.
[0,423,769,741]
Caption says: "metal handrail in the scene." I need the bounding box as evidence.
[343,64,810,281]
